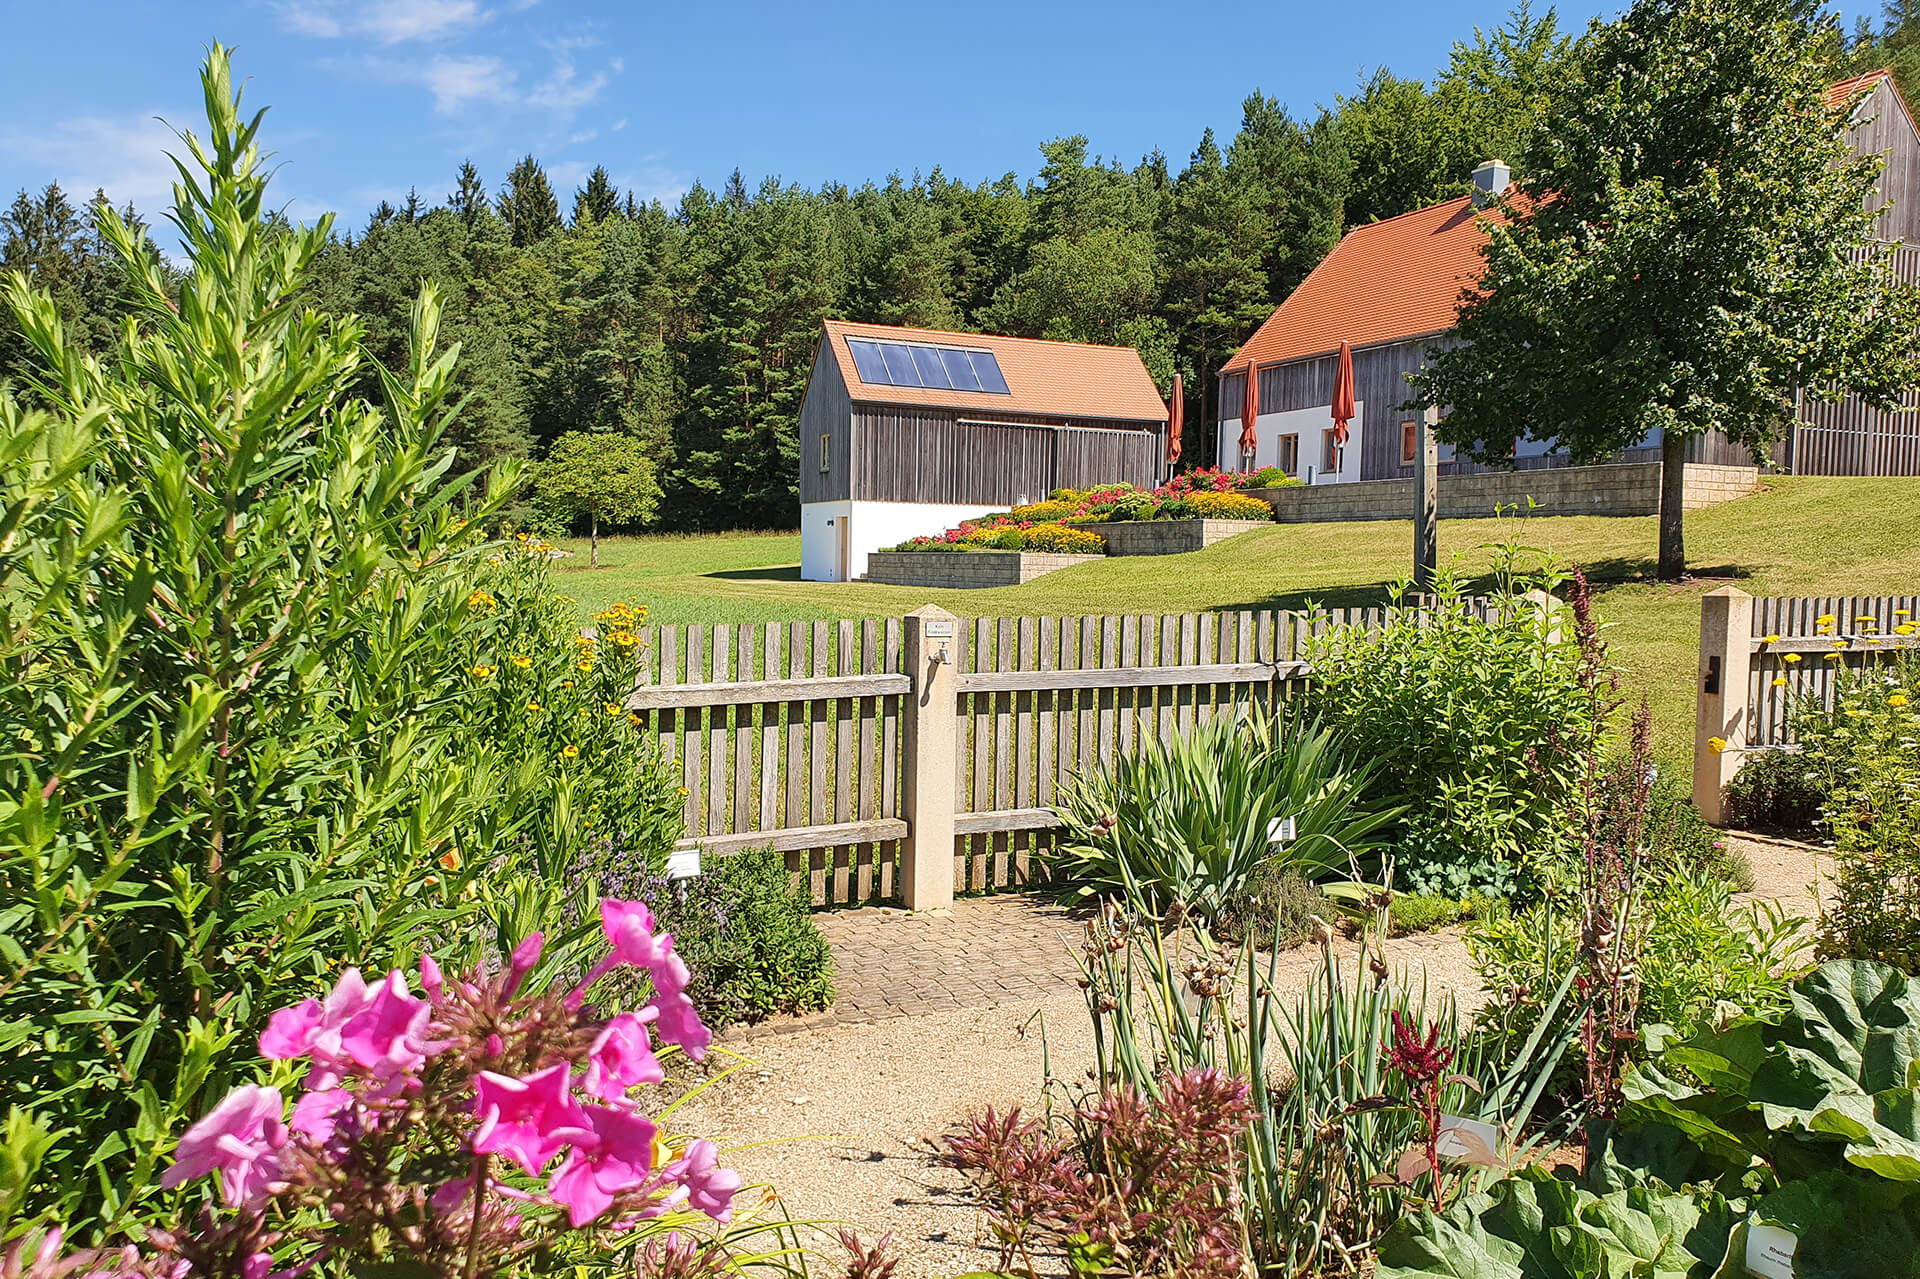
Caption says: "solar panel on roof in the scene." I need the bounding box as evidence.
[841,336,1010,394]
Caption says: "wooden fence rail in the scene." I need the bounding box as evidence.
[1692,589,1919,822]
[626,598,1504,907]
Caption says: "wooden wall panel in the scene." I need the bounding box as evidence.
[797,342,852,504]
[851,406,1164,503]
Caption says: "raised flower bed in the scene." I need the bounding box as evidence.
[1094,517,1272,555]
[865,548,1102,588]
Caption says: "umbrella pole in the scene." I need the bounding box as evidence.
[1413,405,1439,589]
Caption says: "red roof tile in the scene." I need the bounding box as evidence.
[821,319,1167,423]
[1827,68,1891,109]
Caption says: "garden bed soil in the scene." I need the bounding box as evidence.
[863,549,1101,588]
[1092,517,1272,556]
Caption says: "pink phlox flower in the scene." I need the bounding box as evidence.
[160,1084,287,1206]
[339,970,431,1079]
[547,1105,660,1227]
[500,931,544,999]
[244,1253,272,1279]
[259,998,322,1060]
[289,1086,353,1143]
[419,953,444,996]
[600,900,666,967]
[668,1138,741,1223]
[471,1064,590,1175]
[584,1011,665,1101]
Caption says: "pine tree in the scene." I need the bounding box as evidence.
[1228,95,1350,300]
[573,165,620,226]
[499,155,562,247]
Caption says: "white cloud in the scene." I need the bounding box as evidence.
[525,39,613,115]
[417,54,517,114]
[567,128,598,145]
[0,109,190,217]
[277,0,491,44]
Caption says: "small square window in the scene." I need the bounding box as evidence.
[1401,422,1418,465]
[1277,434,1299,476]
[1322,428,1343,474]
[819,433,831,473]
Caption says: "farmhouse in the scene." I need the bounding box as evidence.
[797,320,1169,581]
[1215,69,1920,482]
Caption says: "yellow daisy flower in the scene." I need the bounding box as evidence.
[527,701,544,713]
[577,659,595,672]
[1772,676,1788,687]
[1782,653,1803,664]
[1760,634,1780,644]
[1707,736,1728,754]
[1816,614,1837,625]
[470,664,495,679]
[511,655,532,669]
[1891,694,1911,708]
[559,744,579,759]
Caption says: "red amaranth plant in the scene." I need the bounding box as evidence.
[1386,1009,1460,1210]
[944,1068,1253,1279]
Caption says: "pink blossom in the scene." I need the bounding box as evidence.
[258,999,321,1059]
[419,953,444,996]
[289,1086,352,1142]
[500,932,544,999]
[471,1064,589,1174]
[339,970,430,1078]
[244,1253,272,1279]
[160,1084,287,1206]
[599,900,667,967]
[669,1139,741,1223]
[547,1105,660,1226]
[583,1012,665,1101]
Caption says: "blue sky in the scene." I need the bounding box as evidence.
[1,0,1877,233]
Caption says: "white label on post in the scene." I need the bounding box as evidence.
[1267,815,1296,847]
[667,846,702,880]
[924,620,955,637]
[1434,1115,1502,1164]
[1746,1224,1796,1279]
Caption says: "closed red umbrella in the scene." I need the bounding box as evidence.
[1167,372,1184,466]
[1331,340,1355,446]
[1238,362,1259,466]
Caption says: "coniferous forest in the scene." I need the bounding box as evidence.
[1,5,1905,532]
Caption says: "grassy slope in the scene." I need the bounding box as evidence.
[556,477,1920,765]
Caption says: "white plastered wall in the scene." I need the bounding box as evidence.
[1216,403,1365,484]
[800,500,1003,582]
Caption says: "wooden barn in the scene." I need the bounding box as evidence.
[1215,69,1920,481]
[798,320,1169,582]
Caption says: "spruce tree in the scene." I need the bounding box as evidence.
[499,155,562,247]
[450,160,488,224]
[573,165,620,225]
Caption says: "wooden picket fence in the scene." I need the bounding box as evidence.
[1693,590,1919,819]
[625,598,1505,907]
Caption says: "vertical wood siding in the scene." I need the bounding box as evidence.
[1847,79,1920,246]
[849,405,1164,504]
[1744,595,1920,749]
[797,342,852,503]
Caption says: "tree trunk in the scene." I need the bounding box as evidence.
[590,511,599,570]
[1657,429,1688,581]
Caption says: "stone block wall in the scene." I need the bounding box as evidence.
[864,550,1102,588]
[1246,462,1757,524]
[1095,518,1272,556]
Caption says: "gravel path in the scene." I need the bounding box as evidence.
[677,834,1827,1275]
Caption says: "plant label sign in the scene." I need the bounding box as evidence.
[1267,815,1297,848]
[1746,1224,1796,1279]
[1435,1115,1501,1165]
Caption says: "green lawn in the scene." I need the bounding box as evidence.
[555,477,1920,765]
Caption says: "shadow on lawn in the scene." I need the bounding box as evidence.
[701,565,804,583]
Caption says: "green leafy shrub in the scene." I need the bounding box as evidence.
[1468,867,1806,1092]
[1306,567,1589,897]
[1725,748,1827,834]
[1390,891,1501,935]
[961,524,1024,549]
[0,54,678,1234]
[1019,522,1106,554]
[601,847,834,1028]
[1159,490,1274,521]
[1380,960,1920,1278]
[1245,465,1303,488]
[1648,775,1755,891]
[1051,707,1400,919]
[1216,867,1336,950]
[1100,491,1159,522]
[1797,652,1920,970]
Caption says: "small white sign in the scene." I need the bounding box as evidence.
[1435,1115,1502,1165]
[924,620,955,637]
[1267,815,1297,847]
[1746,1224,1797,1279]
[668,846,702,880]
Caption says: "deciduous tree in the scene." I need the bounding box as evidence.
[538,430,662,565]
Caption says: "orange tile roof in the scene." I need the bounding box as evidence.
[1827,68,1891,109]
[820,319,1168,423]
[1222,195,1503,372]
[1226,72,1893,377]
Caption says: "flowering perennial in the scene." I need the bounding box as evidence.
[29,898,738,1279]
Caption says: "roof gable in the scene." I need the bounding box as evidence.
[819,320,1168,423]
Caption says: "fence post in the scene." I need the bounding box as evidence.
[1692,587,1754,825]
[1522,588,1563,645]
[901,605,961,912]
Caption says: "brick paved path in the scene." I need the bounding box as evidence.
[731,892,1088,1038]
